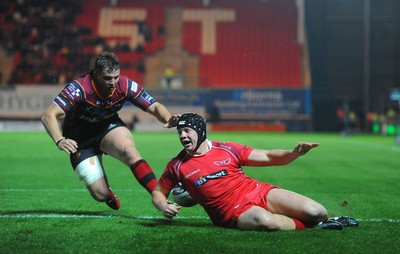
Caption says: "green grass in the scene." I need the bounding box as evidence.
[1,131,400,253]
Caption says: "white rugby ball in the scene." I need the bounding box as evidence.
[171,182,198,207]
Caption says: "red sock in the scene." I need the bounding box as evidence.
[130,160,157,194]
[292,218,308,230]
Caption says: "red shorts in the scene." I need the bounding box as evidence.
[215,183,279,228]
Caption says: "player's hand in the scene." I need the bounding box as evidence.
[57,138,78,154]
[294,142,319,156]
[162,200,181,219]
[164,114,181,128]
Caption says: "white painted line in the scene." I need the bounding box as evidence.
[358,218,400,223]
[0,189,142,192]
[1,189,87,192]
[0,213,398,223]
[0,214,208,220]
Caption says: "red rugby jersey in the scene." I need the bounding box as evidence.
[159,141,262,224]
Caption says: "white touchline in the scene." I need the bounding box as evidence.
[358,218,400,223]
[0,214,209,219]
[0,189,142,192]
[0,214,399,223]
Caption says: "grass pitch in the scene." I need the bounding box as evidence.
[1,130,399,253]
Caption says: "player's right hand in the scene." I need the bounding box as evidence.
[164,114,181,128]
[57,138,78,154]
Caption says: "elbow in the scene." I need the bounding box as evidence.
[146,102,159,113]
[40,112,48,125]
[41,109,53,126]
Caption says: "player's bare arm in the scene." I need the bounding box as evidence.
[152,184,181,219]
[145,102,179,128]
[247,142,320,167]
[41,103,78,154]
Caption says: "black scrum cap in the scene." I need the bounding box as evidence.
[177,113,207,151]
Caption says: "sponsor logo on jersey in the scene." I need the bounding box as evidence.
[72,88,81,97]
[214,158,231,166]
[184,169,200,179]
[64,84,81,100]
[194,170,228,187]
[79,115,101,123]
[130,80,138,92]
[108,123,117,129]
[55,96,67,106]
[141,91,155,103]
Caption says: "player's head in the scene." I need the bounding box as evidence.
[177,113,207,153]
[93,52,121,95]
[94,51,120,73]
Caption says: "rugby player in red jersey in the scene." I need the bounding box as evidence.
[152,113,358,230]
[42,52,179,210]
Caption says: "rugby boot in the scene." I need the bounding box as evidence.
[106,187,120,210]
[331,216,358,227]
[318,219,344,230]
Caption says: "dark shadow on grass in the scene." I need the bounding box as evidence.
[137,218,214,229]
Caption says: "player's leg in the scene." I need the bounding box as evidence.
[237,206,297,231]
[100,126,157,193]
[266,188,328,227]
[72,150,120,210]
[100,126,142,165]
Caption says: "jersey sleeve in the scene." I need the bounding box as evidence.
[158,159,180,192]
[53,81,84,112]
[225,141,254,166]
[126,79,156,111]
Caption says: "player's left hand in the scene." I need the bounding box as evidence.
[164,114,181,128]
[162,200,181,219]
[294,142,320,156]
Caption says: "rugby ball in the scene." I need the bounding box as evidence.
[171,182,198,207]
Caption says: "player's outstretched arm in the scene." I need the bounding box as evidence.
[152,184,181,219]
[146,102,179,128]
[247,142,320,167]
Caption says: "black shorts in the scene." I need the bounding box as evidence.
[68,117,126,169]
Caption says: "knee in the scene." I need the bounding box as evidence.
[305,202,328,222]
[121,144,141,163]
[122,144,135,156]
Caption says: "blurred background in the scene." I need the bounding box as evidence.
[0,0,399,135]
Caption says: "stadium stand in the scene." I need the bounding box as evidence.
[1,0,303,89]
